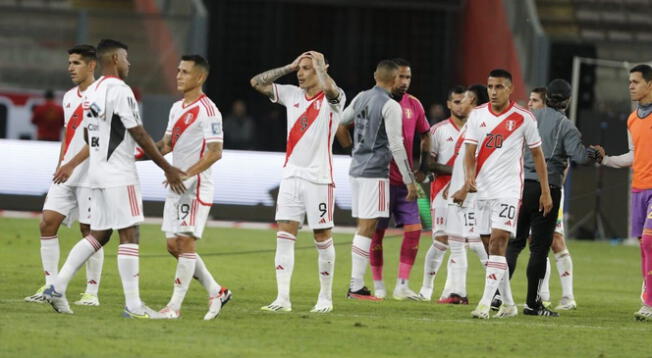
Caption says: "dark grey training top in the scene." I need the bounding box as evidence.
[523,107,591,187]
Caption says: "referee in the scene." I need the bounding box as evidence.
[506,79,596,316]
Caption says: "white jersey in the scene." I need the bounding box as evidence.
[464,102,541,200]
[61,85,90,187]
[429,118,461,204]
[83,76,142,188]
[271,83,345,184]
[165,94,223,204]
[447,124,475,207]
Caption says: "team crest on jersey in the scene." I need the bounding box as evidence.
[404,108,413,119]
[506,120,515,131]
[299,116,309,132]
[313,100,321,111]
[184,112,194,125]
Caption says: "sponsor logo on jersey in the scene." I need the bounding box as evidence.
[480,122,486,128]
[212,122,222,135]
[447,136,454,142]
[487,273,497,280]
[276,265,284,270]
[66,103,71,108]
[293,103,300,108]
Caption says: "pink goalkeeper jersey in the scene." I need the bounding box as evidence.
[389,93,430,186]
[464,102,541,201]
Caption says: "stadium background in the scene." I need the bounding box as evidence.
[0,0,648,239]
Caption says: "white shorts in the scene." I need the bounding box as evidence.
[275,177,335,229]
[162,179,213,239]
[431,193,448,236]
[43,184,92,227]
[475,198,520,237]
[90,185,144,231]
[350,176,389,219]
[445,204,478,238]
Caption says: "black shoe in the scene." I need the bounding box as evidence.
[523,303,560,317]
[490,294,502,311]
[347,286,381,301]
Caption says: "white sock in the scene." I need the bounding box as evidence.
[84,247,104,296]
[555,249,574,299]
[168,253,197,311]
[539,257,551,301]
[117,244,142,313]
[439,256,454,299]
[448,236,468,297]
[350,234,371,291]
[498,266,515,306]
[275,231,295,303]
[194,254,221,297]
[315,238,335,302]
[479,255,508,306]
[468,237,488,264]
[395,278,409,290]
[55,235,101,294]
[420,240,448,291]
[40,235,59,286]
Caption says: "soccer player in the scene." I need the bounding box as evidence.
[146,55,231,320]
[594,64,652,321]
[456,69,552,319]
[528,87,547,111]
[338,60,417,300]
[417,85,466,301]
[366,58,431,300]
[423,85,490,303]
[25,45,105,307]
[44,39,186,317]
[505,79,593,317]
[251,51,345,313]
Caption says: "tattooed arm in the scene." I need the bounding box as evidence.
[250,53,305,99]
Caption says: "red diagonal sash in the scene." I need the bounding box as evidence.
[284,92,325,167]
[430,132,465,202]
[63,104,84,156]
[170,106,201,150]
[475,112,524,175]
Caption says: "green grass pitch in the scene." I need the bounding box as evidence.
[0,217,649,358]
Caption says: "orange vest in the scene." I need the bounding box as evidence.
[628,111,652,190]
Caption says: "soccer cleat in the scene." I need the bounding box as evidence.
[523,303,559,317]
[204,288,231,320]
[24,285,47,303]
[418,287,433,301]
[471,304,491,319]
[634,305,652,321]
[494,304,518,318]
[555,297,577,311]
[310,300,333,313]
[74,292,100,306]
[437,293,469,305]
[43,285,73,314]
[490,294,502,311]
[157,306,180,319]
[392,286,425,301]
[261,298,292,312]
[122,304,161,319]
[347,286,382,301]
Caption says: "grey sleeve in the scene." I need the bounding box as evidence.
[561,120,591,165]
[340,93,360,125]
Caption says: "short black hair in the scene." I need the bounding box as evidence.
[630,64,652,82]
[96,39,128,58]
[531,87,547,102]
[44,89,54,99]
[467,84,489,106]
[488,68,512,82]
[392,58,411,68]
[181,54,210,73]
[447,85,467,100]
[67,44,96,62]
